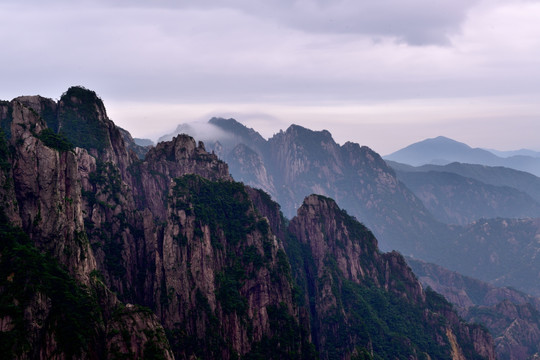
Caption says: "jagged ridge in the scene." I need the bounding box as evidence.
[0,88,496,359]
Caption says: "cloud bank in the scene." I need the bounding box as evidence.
[1,0,540,153]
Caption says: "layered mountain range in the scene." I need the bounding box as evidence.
[160,117,540,359]
[0,87,496,359]
[384,136,540,177]
[161,118,540,297]
[161,118,445,256]
[387,162,540,225]
[388,161,540,209]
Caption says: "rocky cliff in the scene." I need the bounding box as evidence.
[285,195,495,360]
[408,258,540,360]
[0,96,173,359]
[465,301,540,360]
[0,88,310,359]
[199,118,445,256]
[0,87,496,359]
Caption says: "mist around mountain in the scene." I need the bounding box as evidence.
[0,87,496,359]
[384,136,540,177]
[161,119,540,296]
[133,137,154,147]
[161,118,447,257]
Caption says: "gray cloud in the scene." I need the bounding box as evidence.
[238,0,479,45]
[157,121,234,144]
[2,0,540,153]
[105,0,479,45]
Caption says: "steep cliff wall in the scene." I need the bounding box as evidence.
[0,88,498,360]
[10,100,97,284]
[0,98,173,359]
[1,88,310,359]
[287,195,495,360]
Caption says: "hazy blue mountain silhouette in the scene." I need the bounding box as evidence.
[387,160,540,204]
[486,148,540,158]
[384,136,540,176]
[393,169,540,225]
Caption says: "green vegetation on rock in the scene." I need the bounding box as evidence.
[37,128,74,152]
[58,86,110,152]
[245,303,318,360]
[0,129,11,174]
[172,174,255,246]
[0,101,13,139]
[0,210,100,358]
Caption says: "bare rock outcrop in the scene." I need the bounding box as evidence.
[287,194,495,360]
[0,88,498,360]
[10,100,97,283]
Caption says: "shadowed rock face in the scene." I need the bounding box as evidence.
[0,88,496,360]
[408,258,540,360]
[285,194,495,360]
[0,90,306,359]
[0,97,174,359]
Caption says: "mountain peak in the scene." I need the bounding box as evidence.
[209,117,264,139]
[384,135,498,167]
[424,135,471,149]
[298,194,339,214]
[209,116,240,125]
[208,117,267,148]
[415,135,471,149]
[288,193,495,359]
[60,86,105,110]
[432,135,460,142]
[285,124,332,139]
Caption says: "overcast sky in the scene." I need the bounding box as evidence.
[1,0,540,154]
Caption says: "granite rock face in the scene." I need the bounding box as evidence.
[9,101,97,284]
[0,88,496,359]
[0,95,173,359]
[0,89,305,359]
[286,194,495,360]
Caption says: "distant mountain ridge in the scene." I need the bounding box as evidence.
[386,161,540,200]
[384,136,540,176]
[161,120,540,298]
[384,136,500,166]
[391,167,540,225]
[161,117,445,256]
[486,148,540,158]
